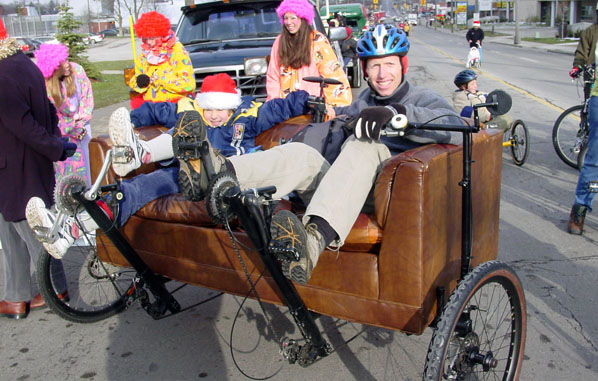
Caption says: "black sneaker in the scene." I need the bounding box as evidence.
[568,204,587,235]
[270,210,324,284]
[172,111,209,201]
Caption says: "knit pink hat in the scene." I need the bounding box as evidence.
[196,73,242,110]
[276,0,315,26]
[35,43,69,78]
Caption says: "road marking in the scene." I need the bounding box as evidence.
[519,56,539,63]
[412,36,567,114]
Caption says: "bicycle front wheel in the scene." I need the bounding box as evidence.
[552,104,588,169]
[509,119,530,166]
[423,261,527,381]
[37,244,136,323]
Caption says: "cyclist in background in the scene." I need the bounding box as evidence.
[452,70,511,131]
[570,4,598,99]
[569,51,598,234]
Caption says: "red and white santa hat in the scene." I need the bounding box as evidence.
[195,73,242,110]
[473,20,480,26]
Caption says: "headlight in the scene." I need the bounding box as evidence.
[244,57,268,76]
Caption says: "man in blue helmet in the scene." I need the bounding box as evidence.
[170,25,464,284]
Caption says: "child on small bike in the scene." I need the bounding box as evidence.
[26,73,312,259]
[452,70,511,131]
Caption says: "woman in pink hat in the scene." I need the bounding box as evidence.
[35,43,94,186]
[267,0,351,110]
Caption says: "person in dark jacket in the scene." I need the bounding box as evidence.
[466,20,484,48]
[340,27,358,69]
[0,19,73,319]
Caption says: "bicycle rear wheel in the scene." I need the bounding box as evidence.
[509,119,530,166]
[552,104,588,169]
[37,240,136,323]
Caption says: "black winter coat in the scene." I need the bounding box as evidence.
[466,27,484,46]
[0,50,64,221]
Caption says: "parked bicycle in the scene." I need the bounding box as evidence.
[552,64,595,169]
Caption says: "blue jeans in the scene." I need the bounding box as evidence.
[574,96,598,211]
[117,165,179,226]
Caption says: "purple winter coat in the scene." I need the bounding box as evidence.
[0,50,64,222]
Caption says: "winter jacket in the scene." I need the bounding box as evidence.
[452,89,491,123]
[335,80,463,155]
[130,90,311,157]
[129,41,196,103]
[341,38,357,60]
[266,30,352,106]
[466,27,484,46]
[0,48,64,221]
[573,24,598,67]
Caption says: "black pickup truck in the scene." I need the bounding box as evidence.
[175,0,348,101]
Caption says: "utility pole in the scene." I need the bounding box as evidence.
[514,0,520,44]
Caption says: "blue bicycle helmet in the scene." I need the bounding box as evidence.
[357,24,410,59]
[454,70,478,87]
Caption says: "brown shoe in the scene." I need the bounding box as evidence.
[30,291,70,310]
[0,300,28,319]
[568,204,588,235]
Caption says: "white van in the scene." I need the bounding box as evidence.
[408,13,418,26]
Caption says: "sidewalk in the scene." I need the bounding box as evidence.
[90,99,129,138]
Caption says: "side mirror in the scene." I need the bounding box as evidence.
[328,26,348,41]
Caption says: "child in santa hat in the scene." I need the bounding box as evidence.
[129,11,195,108]
[26,73,311,258]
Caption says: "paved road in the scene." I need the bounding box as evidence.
[1,26,597,380]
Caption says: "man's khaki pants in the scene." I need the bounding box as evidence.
[229,137,391,245]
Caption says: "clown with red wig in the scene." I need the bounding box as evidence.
[35,43,94,186]
[129,11,195,106]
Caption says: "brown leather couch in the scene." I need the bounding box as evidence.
[89,116,503,335]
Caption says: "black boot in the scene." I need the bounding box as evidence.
[568,204,588,235]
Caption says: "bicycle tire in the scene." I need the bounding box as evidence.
[423,260,527,381]
[37,244,135,323]
[509,119,530,166]
[553,104,588,169]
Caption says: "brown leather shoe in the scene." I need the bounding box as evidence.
[568,204,588,235]
[0,300,28,319]
[30,291,70,310]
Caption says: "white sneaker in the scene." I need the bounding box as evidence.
[109,107,148,177]
[26,198,97,259]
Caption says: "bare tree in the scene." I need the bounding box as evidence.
[121,0,146,23]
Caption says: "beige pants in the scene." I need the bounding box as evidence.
[229,137,391,245]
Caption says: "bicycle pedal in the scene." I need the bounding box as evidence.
[31,226,57,244]
[112,145,134,164]
[269,241,300,262]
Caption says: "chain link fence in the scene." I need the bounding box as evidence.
[1,15,88,37]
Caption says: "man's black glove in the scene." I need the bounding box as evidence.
[354,104,406,142]
[136,74,150,88]
[59,138,77,161]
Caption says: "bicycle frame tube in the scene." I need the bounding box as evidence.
[74,191,181,315]
[223,187,330,362]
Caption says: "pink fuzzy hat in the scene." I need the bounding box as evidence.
[35,43,69,78]
[276,0,315,26]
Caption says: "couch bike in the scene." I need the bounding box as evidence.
[35,90,526,380]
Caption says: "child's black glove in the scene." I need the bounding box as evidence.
[136,74,150,88]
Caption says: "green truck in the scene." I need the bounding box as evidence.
[320,3,368,34]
